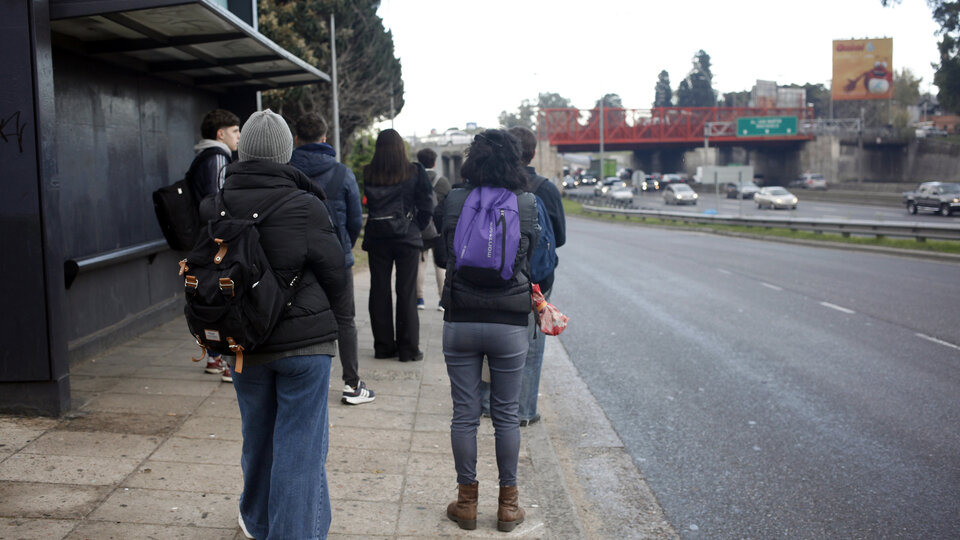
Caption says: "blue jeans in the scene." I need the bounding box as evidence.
[480,288,549,421]
[444,321,528,487]
[232,354,332,540]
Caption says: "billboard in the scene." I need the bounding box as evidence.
[832,38,893,101]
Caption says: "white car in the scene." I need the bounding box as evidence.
[441,129,472,145]
[755,187,799,210]
[663,183,698,205]
[606,186,634,204]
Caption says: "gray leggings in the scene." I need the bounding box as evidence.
[443,321,529,487]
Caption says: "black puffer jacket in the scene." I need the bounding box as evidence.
[440,186,539,326]
[361,164,435,251]
[199,161,346,352]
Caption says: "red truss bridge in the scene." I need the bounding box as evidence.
[538,107,815,152]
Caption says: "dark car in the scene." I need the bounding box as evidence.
[640,175,660,191]
[903,181,960,216]
[725,181,760,199]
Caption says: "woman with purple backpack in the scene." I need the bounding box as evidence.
[439,129,539,532]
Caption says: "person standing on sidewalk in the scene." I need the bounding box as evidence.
[186,108,240,382]
[440,130,538,532]
[200,110,346,540]
[361,129,434,363]
[507,126,566,426]
[415,147,451,312]
[290,113,374,405]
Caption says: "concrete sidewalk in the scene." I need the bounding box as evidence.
[0,270,676,539]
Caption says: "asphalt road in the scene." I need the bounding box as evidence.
[552,216,960,539]
[566,187,958,223]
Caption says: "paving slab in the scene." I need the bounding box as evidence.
[329,426,411,452]
[150,437,242,465]
[329,408,415,431]
[328,471,404,503]
[0,482,108,519]
[57,411,182,436]
[326,448,408,476]
[107,378,218,397]
[87,487,238,528]
[21,430,161,459]
[123,461,243,494]
[396,503,545,538]
[173,416,242,441]
[0,454,139,485]
[0,517,76,540]
[329,500,399,536]
[63,521,237,540]
[73,392,205,416]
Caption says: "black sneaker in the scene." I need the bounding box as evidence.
[519,413,541,427]
[342,381,375,405]
[400,350,424,362]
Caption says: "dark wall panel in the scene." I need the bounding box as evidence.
[51,49,219,346]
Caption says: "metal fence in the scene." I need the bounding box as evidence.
[579,202,960,243]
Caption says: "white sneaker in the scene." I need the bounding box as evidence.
[342,381,376,405]
[238,513,254,539]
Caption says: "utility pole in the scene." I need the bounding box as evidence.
[857,107,864,184]
[598,96,605,179]
[330,13,341,161]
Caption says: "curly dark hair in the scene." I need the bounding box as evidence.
[460,129,528,191]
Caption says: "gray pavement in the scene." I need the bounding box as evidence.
[0,269,676,539]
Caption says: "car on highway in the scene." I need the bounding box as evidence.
[789,173,828,190]
[662,173,686,185]
[441,129,472,145]
[606,185,634,204]
[902,181,960,216]
[725,181,760,199]
[639,175,660,192]
[595,177,627,196]
[663,183,698,205]
[561,174,577,190]
[754,186,799,210]
[579,175,598,187]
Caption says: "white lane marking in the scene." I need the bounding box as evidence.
[717,268,732,275]
[820,301,855,314]
[916,333,960,351]
[761,282,782,291]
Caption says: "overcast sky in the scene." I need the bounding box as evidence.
[375,0,941,136]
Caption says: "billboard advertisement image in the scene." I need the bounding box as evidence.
[832,38,893,101]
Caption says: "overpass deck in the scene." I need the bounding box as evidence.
[539,106,815,152]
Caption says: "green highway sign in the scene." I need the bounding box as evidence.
[737,116,798,137]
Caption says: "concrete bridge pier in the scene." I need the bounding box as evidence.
[631,149,687,175]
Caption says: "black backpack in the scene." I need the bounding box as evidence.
[180,190,304,372]
[153,179,200,251]
[152,147,230,251]
[364,178,413,239]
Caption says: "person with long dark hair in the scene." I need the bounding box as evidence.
[361,129,434,362]
[440,129,538,532]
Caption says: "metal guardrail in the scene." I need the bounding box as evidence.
[64,239,170,289]
[580,204,960,243]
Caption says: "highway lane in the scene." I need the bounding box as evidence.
[551,216,960,539]
[567,187,959,224]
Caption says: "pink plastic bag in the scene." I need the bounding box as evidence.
[531,284,569,336]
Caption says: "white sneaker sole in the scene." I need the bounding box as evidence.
[341,395,376,405]
[238,513,254,539]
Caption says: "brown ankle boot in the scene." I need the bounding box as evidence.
[446,482,478,530]
[497,485,525,532]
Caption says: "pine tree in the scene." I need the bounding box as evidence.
[654,70,672,107]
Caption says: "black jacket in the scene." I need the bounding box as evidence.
[440,186,539,326]
[199,161,347,353]
[361,164,435,251]
[289,143,363,267]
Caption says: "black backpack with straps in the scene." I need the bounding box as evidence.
[180,190,304,373]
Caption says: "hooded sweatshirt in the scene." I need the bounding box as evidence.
[188,139,232,203]
[289,143,363,268]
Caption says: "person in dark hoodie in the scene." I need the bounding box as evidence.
[290,113,374,406]
[199,109,345,540]
[187,108,240,381]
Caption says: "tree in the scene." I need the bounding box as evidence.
[720,90,751,108]
[677,50,716,107]
[498,99,535,130]
[258,0,403,158]
[883,0,960,113]
[893,68,922,108]
[587,93,626,132]
[653,70,672,107]
[537,92,572,109]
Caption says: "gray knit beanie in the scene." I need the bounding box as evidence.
[238,109,293,164]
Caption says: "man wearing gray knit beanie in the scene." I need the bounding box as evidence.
[238,109,294,164]
[201,108,345,539]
